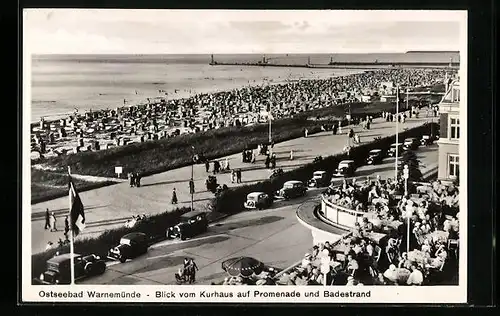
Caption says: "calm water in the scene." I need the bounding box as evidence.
[29,53,459,122]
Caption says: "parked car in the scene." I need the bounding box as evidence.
[308,170,329,188]
[206,175,218,193]
[244,192,273,210]
[36,253,106,284]
[420,134,437,146]
[332,160,356,177]
[366,149,384,165]
[108,232,149,263]
[403,137,420,151]
[276,180,307,200]
[166,211,208,240]
[387,143,404,157]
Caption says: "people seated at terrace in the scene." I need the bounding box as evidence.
[406,264,424,285]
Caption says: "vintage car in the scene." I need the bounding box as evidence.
[403,137,420,151]
[36,253,106,285]
[387,143,404,157]
[166,211,208,240]
[308,171,329,188]
[332,160,356,177]
[275,180,307,200]
[108,232,149,263]
[244,192,273,210]
[206,175,218,193]
[366,149,384,165]
[420,134,437,146]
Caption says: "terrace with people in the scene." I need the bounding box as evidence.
[274,177,460,286]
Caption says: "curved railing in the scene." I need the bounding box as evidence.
[319,195,368,230]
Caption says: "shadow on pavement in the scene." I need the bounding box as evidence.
[355,165,396,177]
[212,215,284,232]
[32,205,110,221]
[141,179,191,188]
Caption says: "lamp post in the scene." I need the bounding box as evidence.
[191,146,195,211]
[403,164,410,254]
[395,86,400,180]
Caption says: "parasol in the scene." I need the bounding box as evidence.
[221,257,265,277]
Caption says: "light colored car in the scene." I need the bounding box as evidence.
[244,192,273,210]
[332,160,356,177]
[308,171,329,187]
[387,143,404,157]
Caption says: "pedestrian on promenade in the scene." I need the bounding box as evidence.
[205,160,210,173]
[290,150,294,160]
[236,169,242,183]
[304,128,309,138]
[64,216,69,237]
[171,188,178,204]
[231,170,236,183]
[265,155,270,169]
[135,172,142,187]
[271,154,277,169]
[189,179,195,194]
[354,134,360,144]
[50,212,58,232]
[338,124,342,135]
[44,208,50,230]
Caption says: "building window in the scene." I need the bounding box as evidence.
[450,117,460,139]
[448,154,459,178]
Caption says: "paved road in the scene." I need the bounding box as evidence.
[80,145,437,285]
[32,110,437,254]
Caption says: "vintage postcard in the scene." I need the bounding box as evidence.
[22,9,467,303]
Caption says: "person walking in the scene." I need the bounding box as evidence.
[135,172,142,187]
[271,154,277,169]
[236,169,242,183]
[50,212,58,232]
[205,160,210,173]
[290,150,294,160]
[44,208,50,230]
[171,188,178,204]
[231,170,236,183]
[64,216,69,237]
[187,258,199,284]
[189,179,195,194]
[128,172,134,187]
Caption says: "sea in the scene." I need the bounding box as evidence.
[29,52,459,122]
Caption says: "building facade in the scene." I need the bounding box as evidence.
[437,79,460,183]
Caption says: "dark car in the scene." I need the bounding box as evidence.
[276,180,307,200]
[403,138,420,151]
[420,134,437,146]
[108,232,149,263]
[366,149,384,165]
[244,192,274,210]
[387,143,404,157]
[166,211,208,240]
[332,160,356,177]
[36,253,106,285]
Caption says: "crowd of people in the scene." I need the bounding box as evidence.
[277,177,459,286]
[32,68,452,158]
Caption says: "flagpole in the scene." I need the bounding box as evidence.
[68,166,75,285]
[395,86,399,181]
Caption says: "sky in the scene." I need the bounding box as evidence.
[23,10,466,54]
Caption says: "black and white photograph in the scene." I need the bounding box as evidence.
[22,9,467,303]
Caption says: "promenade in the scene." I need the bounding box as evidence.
[81,142,438,285]
[31,110,436,254]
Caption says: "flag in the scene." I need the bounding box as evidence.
[69,179,85,237]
